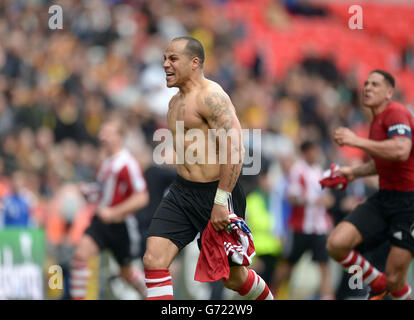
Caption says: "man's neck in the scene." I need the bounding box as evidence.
[371,100,390,116]
[305,159,314,167]
[109,146,123,157]
[179,73,205,96]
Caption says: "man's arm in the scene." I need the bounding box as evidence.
[334,127,412,162]
[338,159,377,182]
[199,89,245,230]
[202,90,244,193]
[351,159,377,178]
[355,135,411,162]
[97,160,150,223]
[98,191,149,223]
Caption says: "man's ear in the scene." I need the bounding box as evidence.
[192,57,200,70]
[387,87,394,100]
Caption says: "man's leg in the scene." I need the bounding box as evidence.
[222,266,273,300]
[326,222,387,295]
[119,264,147,298]
[142,236,180,300]
[313,234,334,299]
[70,234,101,300]
[255,255,278,293]
[385,246,413,300]
[318,263,334,300]
[273,260,294,298]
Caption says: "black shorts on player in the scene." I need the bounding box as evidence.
[147,175,246,251]
[85,214,141,266]
[344,190,414,254]
[284,231,329,264]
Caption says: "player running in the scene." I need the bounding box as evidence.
[327,70,414,300]
[142,36,273,300]
[70,117,149,299]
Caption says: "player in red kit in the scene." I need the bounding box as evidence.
[327,70,414,300]
[70,117,149,299]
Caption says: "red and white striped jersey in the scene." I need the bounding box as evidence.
[96,148,147,208]
[286,159,332,235]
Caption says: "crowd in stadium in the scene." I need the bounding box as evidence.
[0,0,413,299]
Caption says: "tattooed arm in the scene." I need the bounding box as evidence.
[200,89,244,193]
[198,88,245,231]
[338,159,377,182]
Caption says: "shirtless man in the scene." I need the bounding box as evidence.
[142,36,273,300]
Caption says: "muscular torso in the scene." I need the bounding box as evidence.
[167,81,221,182]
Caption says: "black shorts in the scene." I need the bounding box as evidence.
[284,231,329,264]
[147,175,246,251]
[85,214,141,266]
[344,190,414,254]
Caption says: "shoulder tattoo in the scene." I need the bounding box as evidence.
[204,92,234,131]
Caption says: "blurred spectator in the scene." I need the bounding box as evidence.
[0,92,14,139]
[1,170,34,228]
[402,41,414,70]
[246,156,283,293]
[269,150,296,243]
[274,140,335,300]
[284,0,327,17]
[0,158,11,199]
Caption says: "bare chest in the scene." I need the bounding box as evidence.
[167,98,205,133]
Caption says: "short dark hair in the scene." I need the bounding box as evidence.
[172,36,205,67]
[370,69,395,88]
[300,140,318,153]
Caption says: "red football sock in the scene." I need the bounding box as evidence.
[390,283,412,300]
[337,250,386,293]
[144,269,173,300]
[236,269,273,300]
[70,259,89,300]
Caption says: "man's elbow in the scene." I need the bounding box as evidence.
[135,190,149,209]
[142,191,149,207]
[388,137,411,162]
[394,145,411,162]
[395,151,410,162]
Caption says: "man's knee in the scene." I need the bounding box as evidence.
[222,276,240,291]
[385,266,409,292]
[74,235,99,262]
[385,246,413,291]
[143,237,179,269]
[222,266,248,291]
[142,250,169,269]
[386,262,409,291]
[326,233,348,257]
[326,223,360,259]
